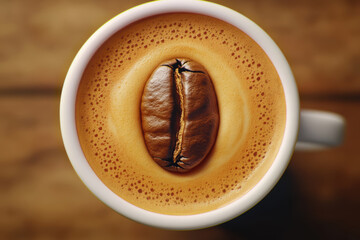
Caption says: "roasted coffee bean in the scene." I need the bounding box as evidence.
[140,58,219,173]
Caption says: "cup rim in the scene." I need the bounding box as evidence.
[60,0,299,230]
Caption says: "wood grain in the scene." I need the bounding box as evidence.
[0,0,359,239]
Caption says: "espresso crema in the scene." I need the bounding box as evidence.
[76,13,286,215]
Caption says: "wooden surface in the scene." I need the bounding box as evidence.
[1,0,359,239]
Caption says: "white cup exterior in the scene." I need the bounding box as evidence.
[60,0,299,230]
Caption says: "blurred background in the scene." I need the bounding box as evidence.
[0,0,359,239]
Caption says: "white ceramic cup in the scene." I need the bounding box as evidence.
[60,0,345,230]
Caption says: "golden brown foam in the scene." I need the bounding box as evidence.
[76,13,286,215]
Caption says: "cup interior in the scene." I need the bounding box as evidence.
[60,0,299,230]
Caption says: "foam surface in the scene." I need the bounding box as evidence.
[76,13,286,215]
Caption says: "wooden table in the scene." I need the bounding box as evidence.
[1,0,359,239]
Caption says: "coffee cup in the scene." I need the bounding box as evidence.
[60,0,345,230]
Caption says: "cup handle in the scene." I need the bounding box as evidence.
[295,109,346,151]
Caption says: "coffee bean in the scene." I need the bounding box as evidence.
[141,58,219,172]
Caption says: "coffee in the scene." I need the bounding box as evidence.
[75,13,286,215]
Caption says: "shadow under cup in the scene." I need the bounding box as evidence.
[60,0,299,230]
